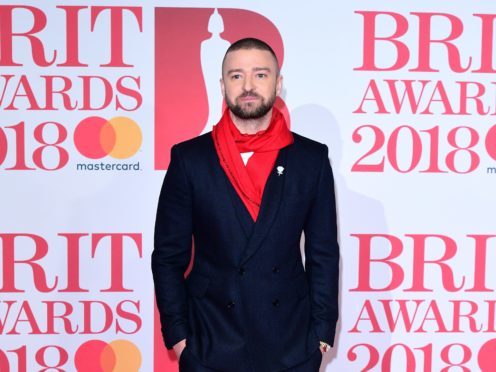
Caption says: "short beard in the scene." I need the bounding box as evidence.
[225,90,276,120]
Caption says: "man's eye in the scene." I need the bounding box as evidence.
[256,74,267,78]
[231,74,241,80]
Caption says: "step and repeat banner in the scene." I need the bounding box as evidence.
[1,1,496,371]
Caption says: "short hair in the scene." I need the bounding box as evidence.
[222,37,280,75]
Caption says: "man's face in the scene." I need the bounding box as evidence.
[221,48,282,120]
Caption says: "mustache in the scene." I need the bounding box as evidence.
[239,91,261,99]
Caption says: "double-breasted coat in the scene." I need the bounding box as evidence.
[152,132,339,371]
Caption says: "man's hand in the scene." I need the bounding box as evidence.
[173,339,187,360]
[319,341,330,354]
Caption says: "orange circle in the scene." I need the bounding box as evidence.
[108,339,142,372]
[106,117,142,159]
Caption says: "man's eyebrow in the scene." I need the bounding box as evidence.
[253,67,271,72]
[226,68,244,75]
[226,67,272,75]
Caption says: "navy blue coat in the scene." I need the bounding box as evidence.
[152,132,339,371]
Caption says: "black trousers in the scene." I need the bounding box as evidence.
[179,348,322,372]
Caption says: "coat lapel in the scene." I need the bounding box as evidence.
[225,178,255,239]
[239,146,289,265]
[207,136,254,239]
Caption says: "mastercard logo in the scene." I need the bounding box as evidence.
[74,116,142,159]
[74,339,142,372]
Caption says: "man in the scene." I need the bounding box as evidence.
[152,38,339,372]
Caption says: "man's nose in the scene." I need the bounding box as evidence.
[243,75,253,91]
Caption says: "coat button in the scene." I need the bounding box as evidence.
[272,266,280,273]
[272,299,280,307]
[238,268,245,275]
[227,301,235,309]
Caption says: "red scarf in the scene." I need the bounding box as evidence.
[212,107,293,221]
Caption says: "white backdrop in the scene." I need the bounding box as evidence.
[2,1,496,371]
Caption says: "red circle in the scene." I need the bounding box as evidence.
[74,117,115,159]
[485,125,496,161]
[478,338,496,371]
[0,128,7,165]
[75,340,115,372]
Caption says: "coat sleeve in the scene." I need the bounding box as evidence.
[303,145,340,347]
[152,144,193,349]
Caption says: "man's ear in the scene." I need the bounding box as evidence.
[276,74,283,96]
[220,78,225,97]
